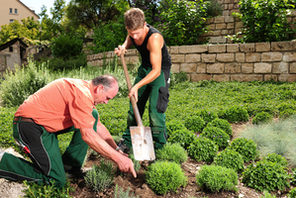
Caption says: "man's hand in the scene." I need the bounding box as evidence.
[128,85,139,102]
[116,154,137,178]
[114,45,127,56]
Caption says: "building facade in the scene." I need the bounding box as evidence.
[0,0,39,28]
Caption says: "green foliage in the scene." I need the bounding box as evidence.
[260,191,277,198]
[262,153,288,168]
[289,187,296,198]
[167,129,197,149]
[205,0,223,17]
[0,61,49,107]
[51,34,83,60]
[84,159,115,192]
[113,184,139,198]
[157,0,208,45]
[240,117,296,167]
[279,108,296,119]
[146,161,187,195]
[166,120,187,137]
[220,105,249,123]
[242,160,290,192]
[170,72,189,88]
[252,112,273,125]
[213,149,244,173]
[184,115,205,133]
[156,143,188,164]
[48,54,87,71]
[187,137,218,163]
[197,109,219,125]
[23,180,73,198]
[228,138,258,162]
[196,165,238,192]
[291,168,296,186]
[201,126,230,150]
[206,118,233,137]
[92,18,126,53]
[0,107,17,149]
[234,0,295,43]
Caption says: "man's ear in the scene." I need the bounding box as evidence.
[95,84,104,94]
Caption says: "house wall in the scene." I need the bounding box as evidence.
[0,41,22,74]
[0,0,39,28]
[87,41,296,82]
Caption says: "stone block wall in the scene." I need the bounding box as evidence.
[87,41,296,82]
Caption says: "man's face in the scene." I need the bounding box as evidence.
[127,24,146,42]
[94,84,118,105]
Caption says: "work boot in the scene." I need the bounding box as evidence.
[64,164,85,178]
[117,139,130,154]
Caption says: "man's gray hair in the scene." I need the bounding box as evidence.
[92,75,118,89]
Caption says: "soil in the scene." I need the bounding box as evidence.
[0,122,290,198]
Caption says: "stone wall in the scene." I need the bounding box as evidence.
[87,40,296,82]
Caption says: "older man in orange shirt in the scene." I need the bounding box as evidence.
[0,75,136,187]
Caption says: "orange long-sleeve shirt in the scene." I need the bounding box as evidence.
[15,78,96,132]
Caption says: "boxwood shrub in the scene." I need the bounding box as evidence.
[156,143,188,164]
[187,137,218,163]
[197,109,219,124]
[228,138,258,162]
[201,126,230,150]
[206,118,233,137]
[168,129,197,150]
[289,187,296,198]
[184,115,205,132]
[252,112,272,125]
[262,153,288,168]
[213,149,244,173]
[242,160,290,192]
[196,165,238,192]
[166,120,187,137]
[220,105,249,123]
[146,161,187,195]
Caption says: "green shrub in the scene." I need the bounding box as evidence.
[146,161,187,195]
[220,105,249,123]
[187,137,218,163]
[252,112,273,125]
[0,107,17,149]
[205,0,223,17]
[279,108,296,119]
[168,129,197,149]
[51,34,83,59]
[197,109,219,124]
[184,115,205,132]
[242,160,290,192]
[206,118,233,137]
[84,159,115,192]
[228,138,258,162]
[291,168,296,186]
[157,0,208,46]
[201,126,230,149]
[262,153,288,168]
[156,143,188,164]
[213,149,244,173]
[114,184,139,198]
[48,54,87,70]
[288,187,296,198]
[170,72,188,88]
[196,165,238,192]
[166,120,187,137]
[235,0,295,43]
[0,61,49,107]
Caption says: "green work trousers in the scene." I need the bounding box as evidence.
[0,109,99,188]
[122,66,170,150]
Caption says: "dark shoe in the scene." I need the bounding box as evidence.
[64,165,85,178]
[117,139,130,154]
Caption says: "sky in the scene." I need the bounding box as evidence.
[20,0,71,17]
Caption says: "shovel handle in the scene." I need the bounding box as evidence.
[120,54,143,127]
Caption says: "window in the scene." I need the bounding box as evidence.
[9,19,14,23]
[9,46,13,52]
[9,8,13,14]
[15,9,18,14]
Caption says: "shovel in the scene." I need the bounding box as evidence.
[120,54,156,161]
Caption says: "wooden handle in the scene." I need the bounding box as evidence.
[120,54,143,127]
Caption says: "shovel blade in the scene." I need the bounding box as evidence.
[130,126,155,161]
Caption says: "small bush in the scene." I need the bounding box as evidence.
[220,105,249,123]
[114,184,139,198]
[156,143,188,164]
[51,34,83,59]
[184,115,205,132]
[187,137,218,163]
[242,160,290,192]
[146,161,187,195]
[279,108,296,119]
[206,118,233,137]
[166,120,187,137]
[201,126,230,150]
[48,54,87,71]
[252,112,272,125]
[197,109,219,124]
[288,187,296,198]
[168,129,197,149]
[84,159,115,192]
[196,165,238,192]
[262,153,288,168]
[213,149,244,173]
[170,72,189,87]
[228,138,258,162]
